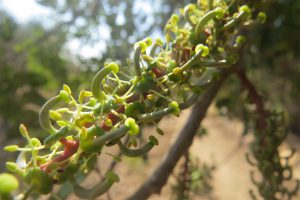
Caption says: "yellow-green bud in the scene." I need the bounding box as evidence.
[56,108,69,113]
[79,90,85,104]
[134,41,147,53]
[105,118,113,127]
[215,7,225,19]
[170,14,179,24]
[144,37,153,46]
[155,38,164,47]
[63,84,72,95]
[236,35,246,45]
[184,4,196,15]
[125,118,139,136]
[4,145,19,152]
[239,5,251,17]
[56,120,68,127]
[142,55,154,63]
[0,173,19,194]
[147,94,155,100]
[257,12,267,24]
[49,110,62,121]
[59,90,70,103]
[19,124,28,137]
[168,101,180,116]
[6,162,18,173]
[172,67,182,75]
[108,62,119,73]
[195,44,209,57]
[31,138,41,147]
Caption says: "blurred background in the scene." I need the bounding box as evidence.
[0,0,300,199]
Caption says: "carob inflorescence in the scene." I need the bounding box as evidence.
[1,1,297,200]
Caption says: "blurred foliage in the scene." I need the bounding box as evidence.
[171,153,215,200]
[0,10,70,138]
[215,0,300,136]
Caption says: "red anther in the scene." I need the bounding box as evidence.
[99,105,125,131]
[40,139,79,172]
[83,122,93,128]
[53,140,79,162]
[152,67,163,77]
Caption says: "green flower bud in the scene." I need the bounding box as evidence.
[56,120,69,127]
[108,62,119,73]
[59,90,70,103]
[4,145,19,152]
[6,162,18,172]
[233,36,246,49]
[31,138,41,147]
[155,38,164,47]
[134,41,147,53]
[104,118,113,127]
[143,37,153,46]
[172,67,182,75]
[184,4,196,15]
[239,5,251,17]
[195,44,209,57]
[257,12,267,24]
[6,162,25,177]
[141,54,154,63]
[19,124,28,137]
[0,173,19,194]
[49,110,62,121]
[215,7,225,19]
[168,101,180,116]
[78,90,85,104]
[63,84,72,95]
[170,14,180,24]
[56,108,69,113]
[125,118,139,136]
[88,98,97,106]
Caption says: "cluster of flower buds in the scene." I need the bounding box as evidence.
[1,1,267,199]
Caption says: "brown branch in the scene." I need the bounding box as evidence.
[126,71,229,200]
[182,151,190,198]
[235,69,268,129]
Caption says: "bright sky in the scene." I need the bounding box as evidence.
[0,0,157,59]
[0,0,51,23]
[0,0,105,58]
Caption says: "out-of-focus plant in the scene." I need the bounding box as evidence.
[0,9,79,140]
[171,152,215,200]
[0,0,299,200]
